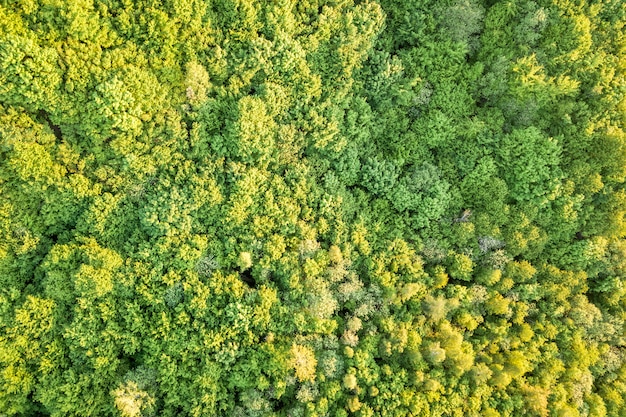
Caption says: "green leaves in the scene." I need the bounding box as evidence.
[496,127,562,204]
[0,296,57,415]
[360,157,400,196]
[0,35,62,111]
[0,0,624,416]
[391,163,451,226]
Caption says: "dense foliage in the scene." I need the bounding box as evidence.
[1,0,625,416]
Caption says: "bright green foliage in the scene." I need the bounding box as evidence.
[0,0,625,416]
[496,127,562,204]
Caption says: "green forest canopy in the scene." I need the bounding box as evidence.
[0,0,625,416]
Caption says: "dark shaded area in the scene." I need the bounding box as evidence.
[37,109,63,142]
[240,268,256,288]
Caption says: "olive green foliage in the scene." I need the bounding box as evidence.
[0,0,625,416]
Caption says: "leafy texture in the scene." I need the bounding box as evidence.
[0,0,624,416]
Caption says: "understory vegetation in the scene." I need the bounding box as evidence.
[0,0,625,416]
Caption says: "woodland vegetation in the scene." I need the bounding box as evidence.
[0,0,625,416]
